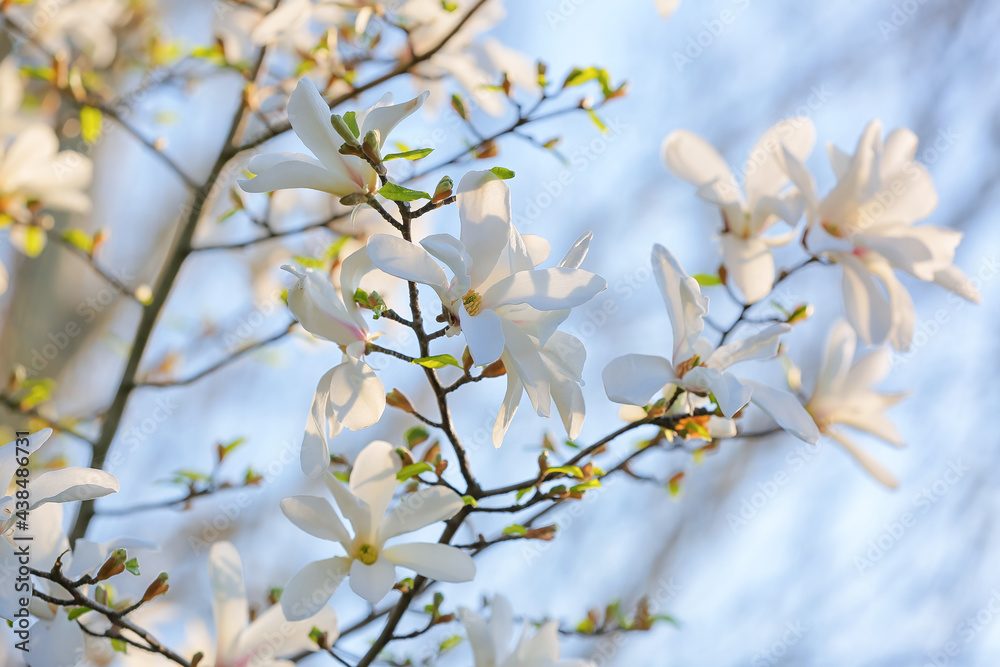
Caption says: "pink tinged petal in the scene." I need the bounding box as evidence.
[381,543,475,582]
[708,324,790,371]
[29,468,119,508]
[461,307,505,366]
[682,367,751,418]
[366,234,451,298]
[349,440,400,526]
[661,130,740,202]
[742,380,819,443]
[359,91,429,148]
[481,268,606,311]
[326,357,385,432]
[349,556,397,604]
[836,252,892,346]
[719,235,775,304]
[499,319,551,417]
[323,472,372,540]
[559,232,593,269]
[380,486,464,542]
[281,496,352,548]
[458,607,496,667]
[827,429,898,488]
[815,320,857,399]
[651,244,708,363]
[457,170,512,286]
[208,541,249,663]
[492,371,523,449]
[281,557,351,621]
[602,354,676,406]
[0,427,52,490]
[239,602,339,661]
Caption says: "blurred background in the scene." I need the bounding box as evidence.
[2,0,999,665]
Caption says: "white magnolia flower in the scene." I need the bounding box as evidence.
[239,77,428,198]
[0,429,119,620]
[459,595,594,667]
[251,0,348,49]
[207,541,338,666]
[280,440,474,617]
[662,118,815,303]
[813,120,980,349]
[19,0,128,68]
[805,320,904,488]
[283,249,386,478]
[366,170,606,446]
[603,245,819,443]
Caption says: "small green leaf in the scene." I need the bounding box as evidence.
[586,109,608,133]
[80,106,103,144]
[461,495,478,507]
[404,426,430,448]
[397,462,434,482]
[293,255,325,269]
[570,479,601,493]
[546,465,584,479]
[62,229,94,255]
[489,166,515,180]
[110,638,128,654]
[66,607,91,621]
[378,183,431,202]
[515,487,533,501]
[693,273,722,287]
[502,524,527,537]
[412,354,462,369]
[342,111,360,138]
[383,148,434,161]
[125,558,140,576]
[441,0,458,11]
[439,635,462,653]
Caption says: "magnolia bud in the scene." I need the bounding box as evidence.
[96,549,128,582]
[331,114,359,145]
[142,573,170,603]
[432,176,454,203]
[339,192,368,206]
[386,389,414,413]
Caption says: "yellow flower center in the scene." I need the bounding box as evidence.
[356,543,378,565]
[462,289,483,317]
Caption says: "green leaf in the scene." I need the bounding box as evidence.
[171,469,212,484]
[324,235,351,260]
[378,183,431,202]
[62,229,94,255]
[110,638,128,654]
[125,558,140,576]
[397,462,434,482]
[586,109,608,133]
[489,166,515,180]
[461,495,478,507]
[293,255,325,269]
[342,111,360,138]
[441,0,458,11]
[219,437,246,459]
[81,106,103,144]
[21,226,46,258]
[515,487,533,501]
[66,607,91,621]
[439,635,463,653]
[693,273,722,287]
[546,465,584,479]
[502,524,527,537]
[404,426,429,448]
[383,148,434,161]
[412,354,462,369]
[570,479,601,493]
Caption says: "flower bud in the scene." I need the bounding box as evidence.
[331,114,360,146]
[96,549,128,582]
[141,572,170,603]
[432,176,454,203]
[339,192,368,206]
[386,389,414,413]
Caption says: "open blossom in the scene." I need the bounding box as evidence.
[805,320,905,488]
[283,248,385,478]
[662,118,815,303]
[602,245,819,443]
[459,595,595,667]
[0,429,119,621]
[207,541,338,666]
[366,170,606,446]
[280,440,474,617]
[811,120,979,349]
[239,77,428,198]
[13,0,128,68]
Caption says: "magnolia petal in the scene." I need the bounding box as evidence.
[238,602,338,661]
[301,365,341,478]
[208,541,249,664]
[661,130,740,202]
[281,557,351,622]
[367,234,451,298]
[326,357,385,432]
[240,157,357,196]
[28,612,85,667]
[743,380,819,443]
[458,606,496,667]
[499,319,551,417]
[461,307,505,367]
[682,367,751,418]
[827,429,898,488]
[359,91,429,149]
[708,324,789,371]
[281,496,352,548]
[837,252,892,346]
[521,234,552,267]
[559,232,593,269]
[381,542,476,582]
[0,428,52,491]
[719,235,775,304]
[481,268,606,311]
[521,620,561,660]
[349,440,400,526]
[284,266,365,345]
[349,556,397,604]
[287,77,356,177]
[815,320,857,398]
[933,265,981,303]
[29,468,119,508]
[458,171,512,286]
[421,233,473,295]
[324,472,372,541]
[380,486,464,542]
[492,370,524,448]
[744,118,815,210]
[602,354,676,406]
[652,244,708,363]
